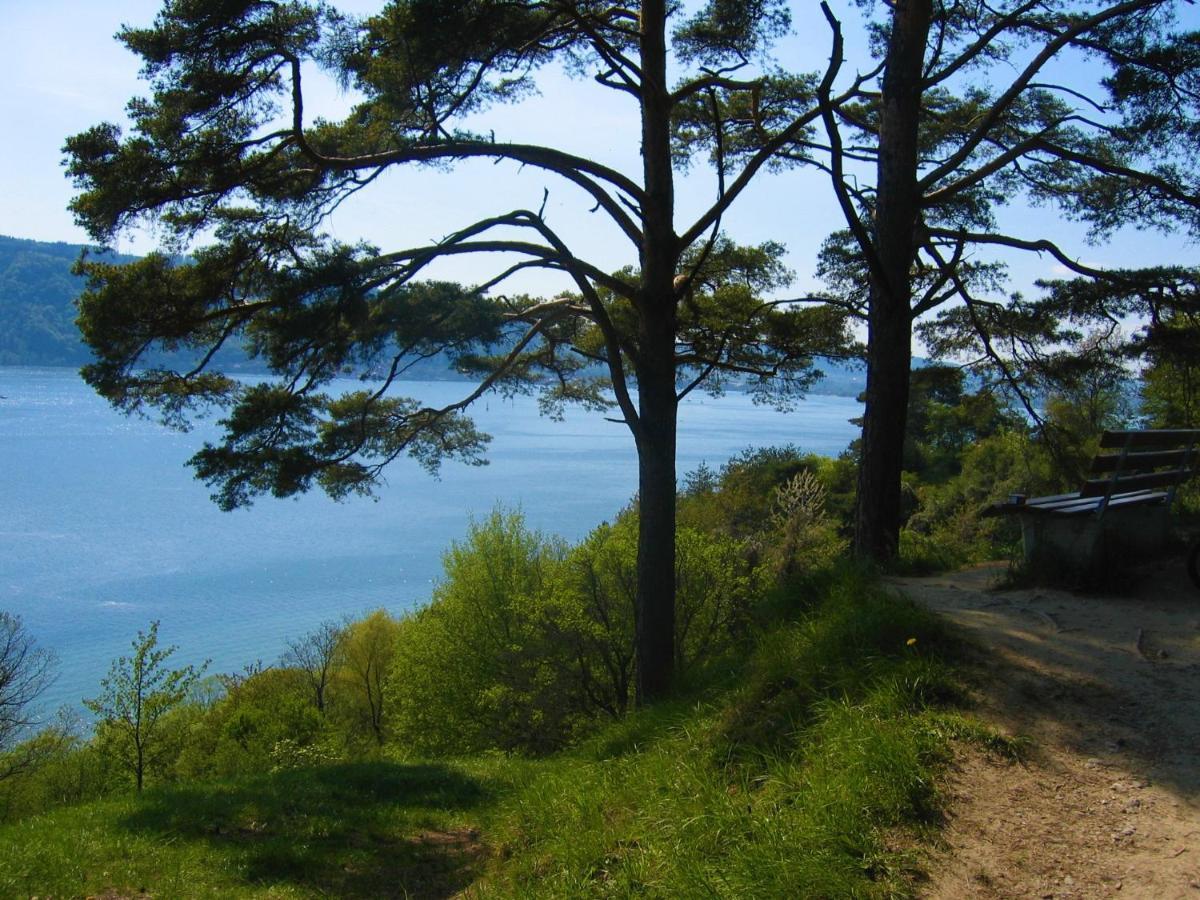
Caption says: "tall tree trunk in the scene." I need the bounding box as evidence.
[854,0,931,562]
[634,354,677,702]
[635,0,679,702]
[856,298,912,561]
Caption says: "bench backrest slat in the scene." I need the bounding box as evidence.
[1089,449,1193,474]
[987,429,1199,523]
[1098,429,1200,450]
[1081,469,1194,497]
[1092,429,1200,514]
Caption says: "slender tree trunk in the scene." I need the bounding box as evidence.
[634,343,677,702]
[854,0,931,562]
[856,299,913,561]
[634,0,679,702]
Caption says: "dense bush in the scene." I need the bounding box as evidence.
[900,431,1041,569]
[679,445,855,584]
[387,512,573,756]
[330,610,402,748]
[0,718,122,821]
[756,469,847,579]
[558,514,765,707]
[387,509,766,756]
[174,668,327,778]
[680,445,856,541]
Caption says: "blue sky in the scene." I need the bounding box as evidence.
[0,0,1195,313]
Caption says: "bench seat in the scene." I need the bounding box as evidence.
[986,489,1168,517]
[985,428,1200,577]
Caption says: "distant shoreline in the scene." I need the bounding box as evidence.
[2,233,868,396]
[0,361,870,397]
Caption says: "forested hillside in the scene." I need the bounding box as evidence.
[0,234,871,392]
[0,236,459,378]
[0,235,131,366]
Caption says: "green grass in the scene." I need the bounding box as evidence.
[0,570,994,898]
[1,761,497,898]
[470,569,972,898]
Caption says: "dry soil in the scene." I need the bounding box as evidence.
[892,560,1200,899]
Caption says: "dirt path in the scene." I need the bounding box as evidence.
[891,560,1200,899]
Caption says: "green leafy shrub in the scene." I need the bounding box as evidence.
[756,469,848,579]
[388,509,765,756]
[330,610,402,748]
[0,719,122,822]
[902,429,1063,568]
[680,445,855,540]
[559,514,764,706]
[175,668,325,778]
[678,446,855,590]
[388,510,576,756]
[268,735,342,772]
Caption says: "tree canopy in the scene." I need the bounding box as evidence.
[66,0,853,700]
[65,0,1198,692]
[84,621,207,793]
[783,0,1200,559]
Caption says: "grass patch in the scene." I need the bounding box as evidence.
[0,569,989,898]
[470,570,977,897]
[1,761,495,898]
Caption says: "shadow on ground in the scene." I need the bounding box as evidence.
[892,556,1200,802]
[120,761,489,898]
[892,557,1200,898]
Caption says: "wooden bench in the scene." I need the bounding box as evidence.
[986,429,1200,576]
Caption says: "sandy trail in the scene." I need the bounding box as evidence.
[891,560,1200,899]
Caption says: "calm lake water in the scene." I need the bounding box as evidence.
[1,366,861,713]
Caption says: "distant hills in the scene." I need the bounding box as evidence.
[0,235,135,366]
[0,235,460,380]
[0,234,869,396]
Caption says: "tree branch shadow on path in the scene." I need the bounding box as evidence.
[894,558,1200,799]
[891,558,1200,898]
